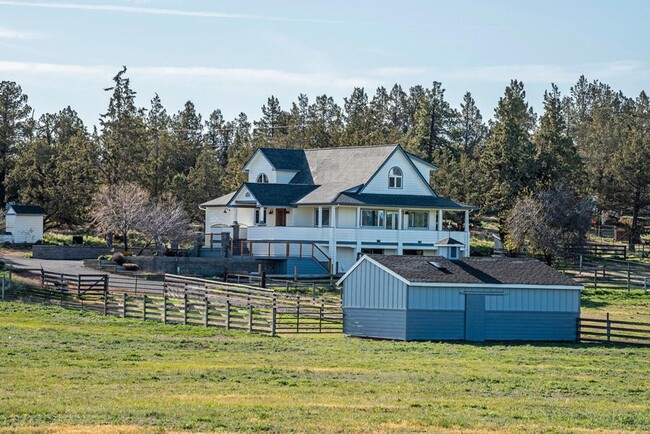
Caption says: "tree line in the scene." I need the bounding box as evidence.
[1,67,648,253]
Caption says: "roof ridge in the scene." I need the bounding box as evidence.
[303,144,398,152]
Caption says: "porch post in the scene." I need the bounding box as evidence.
[437,210,443,231]
[330,206,337,274]
[464,210,470,232]
[232,207,238,224]
[260,206,266,224]
[318,206,323,228]
[356,207,361,228]
[396,208,403,255]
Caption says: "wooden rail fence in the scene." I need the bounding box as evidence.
[579,314,650,346]
[7,268,343,335]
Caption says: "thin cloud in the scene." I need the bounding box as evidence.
[1,60,647,90]
[0,26,39,39]
[0,1,347,24]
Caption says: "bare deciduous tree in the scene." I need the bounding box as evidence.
[506,185,593,264]
[91,183,191,253]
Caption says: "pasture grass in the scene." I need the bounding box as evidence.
[1,296,649,433]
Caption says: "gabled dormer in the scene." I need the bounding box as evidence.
[242,148,307,184]
[359,145,438,196]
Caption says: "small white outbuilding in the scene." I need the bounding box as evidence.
[4,204,45,244]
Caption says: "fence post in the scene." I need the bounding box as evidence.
[223,266,228,283]
[296,296,300,333]
[294,265,298,282]
[204,297,209,327]
[644,277,648,293]
[312,282,316,299]
[606,312,611,342]
[77,275,82,298]
[40,268,44,289]
[134,276,138,294]
[183,293,188,325]
[271,301,277,336]
[122,293,127,318]
[627,262,631,292]
[594,269,597,289]
[103,291,108,316]
[285,281,289,294]
[162,294,167,323]
[319,303,323,333]
[8,267,12,288]
[248,300,253,333]
[579,254,583,272]
[261,271,266,289]
[576,317,581,342]
[226,299,231,330]
[143,295,147,321]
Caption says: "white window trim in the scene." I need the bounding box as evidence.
[256,173,269,183]
[388,166,403,189]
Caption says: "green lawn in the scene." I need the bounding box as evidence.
[1,300,649,433]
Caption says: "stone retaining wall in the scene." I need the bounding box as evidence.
[32,245,111,260]
[119,256,273,277]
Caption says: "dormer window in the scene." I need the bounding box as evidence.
[388,167,402,189]
[256,173,269,183]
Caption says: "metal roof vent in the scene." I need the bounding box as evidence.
[428,261,448,271]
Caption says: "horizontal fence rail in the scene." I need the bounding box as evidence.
[7,267,342,336]
[579,314,650,346]
[558,256,650,291]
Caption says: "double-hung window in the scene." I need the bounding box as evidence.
[361,209,384,227]
[388,167,403,189]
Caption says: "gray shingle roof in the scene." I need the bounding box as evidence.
[8,204,45,215]
[200,192,236,207]
[294,145,398,204]
[334,193,474,209]
[435,237,465,246]
[242,183,318,207]
[259,148,308,171]
[367,255,579,286]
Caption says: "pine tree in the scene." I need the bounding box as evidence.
[609,92,650,251]
[98,67,147,185]
[143,94,174,201]
[0,81,32,207]
[205,109,232,167]
[457,92,487,158]
[408,82,457,163]
[306,95,343,148]
[9,108,99,228]
[253,96,288,147]
[171,100,203,176]
[534,84,583,190]
[480,80,537,235]
[341,87,370,146]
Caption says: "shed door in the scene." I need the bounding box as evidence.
[465,294,486,341]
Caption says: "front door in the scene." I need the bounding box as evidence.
[275,209,287,227]
[465,294,486,341]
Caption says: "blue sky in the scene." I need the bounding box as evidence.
[1,0,649,127]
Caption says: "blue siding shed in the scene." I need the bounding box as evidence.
[338,255,583,342]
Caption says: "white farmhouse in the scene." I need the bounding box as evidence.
[5,204,45,244]
[201,144,475,274]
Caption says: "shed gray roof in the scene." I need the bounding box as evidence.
[8,205,45,215]
[435,237,465,246]
[366,255,579,287]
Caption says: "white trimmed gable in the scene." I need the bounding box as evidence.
[361,148,434,196]
[244,151,277,183]
[231,185,258,205]
[411,158,435,183]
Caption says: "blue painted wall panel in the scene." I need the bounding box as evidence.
[278,258,328,276]
[343,260,407,309]
[484,311,578,341]
[344,308,406,340]
[405,310,465,341]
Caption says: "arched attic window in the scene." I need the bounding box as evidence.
[388,167,403,189]
[256,173,269,183]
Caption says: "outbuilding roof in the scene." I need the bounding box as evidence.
[346,255,580,287]
[200,192,236,207]
[7,204,45,215]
